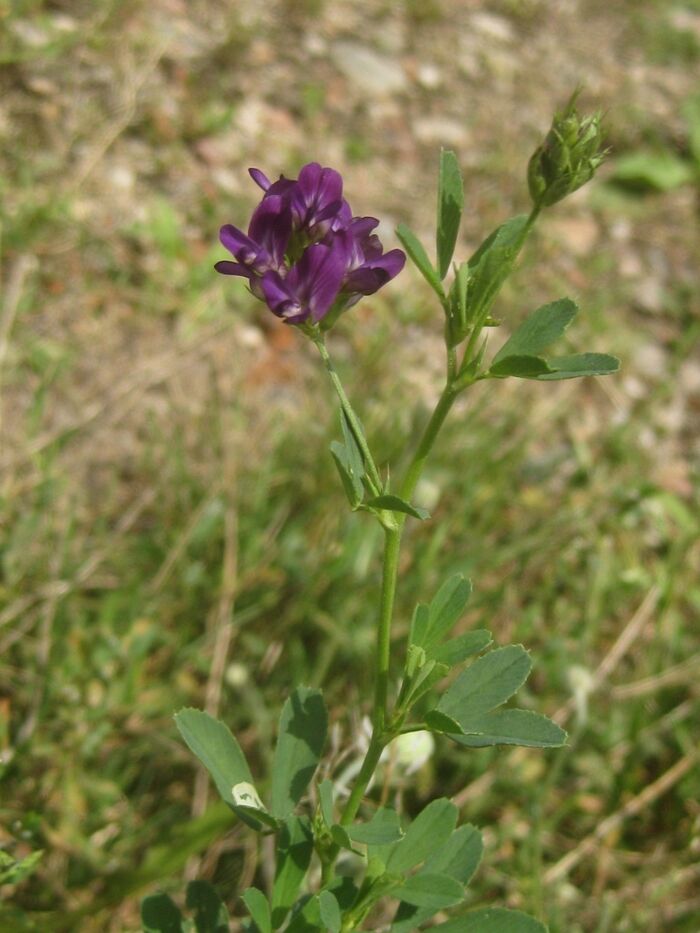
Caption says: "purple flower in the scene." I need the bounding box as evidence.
[261,240,348,324]
[340,218,406,300]
[251,163,349,236]
[214,195,291,283]
[216,162,405,326]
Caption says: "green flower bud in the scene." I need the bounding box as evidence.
[528,91,607,209]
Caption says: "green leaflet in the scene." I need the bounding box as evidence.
[366,494,430,521]
[330,409,370,508]
[271,817,314,929]
[396,223,445,299]
[423,823,483,883]
[436,645,532,722]
[408,576,482,671]
[465,214,530,327]
[242,888,271,933]
[342,807,404,846]
[431,907,547,931]
[392,872,464,910]
[186,881,229,933]
[536,353,620,380]
[386,798,458,873]
[489,348,620,381]
[423,574,473,650]
[318,892,341,933]
[174,708,253,806]
[447,709,566,748]
[141,894,183,933]
[492,298,578,364]
[408,603,430,648]
[424,710,463,734]
[271,687,327,819]
[318,778,335,827]
[391,824,483,933]
[427,644,566,749]
[437,149,464,279]
[340,409,365,482]
[401,659,450,710]
[330,441,363,508]
[489,355,552,377]
[285,879,359,933]
[429,630,492,666]
[448,259,471,345]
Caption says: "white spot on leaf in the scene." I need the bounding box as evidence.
[232,782,265,810]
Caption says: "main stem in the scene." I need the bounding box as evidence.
[373,526,401,732]
[337,381,458,829]
[313,336,462,835]
[399,383,457,506]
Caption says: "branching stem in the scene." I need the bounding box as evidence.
[313,337,462,850]
[313,204,543,881]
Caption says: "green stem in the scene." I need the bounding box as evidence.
[320,855,333,887]
[338,383,459,827]
[397,722,429,734]
[337,525,399,828]
[447,342,458,384]
[317,338,462,871]
[310,334,400,831]
[339,733,386,826]
[399,383,458,506]
[373,527,401,731]
[526,204,541,231]
[312,206,545,892]
[311,333,383,494]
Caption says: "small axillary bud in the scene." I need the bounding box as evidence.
[527,90,608,209]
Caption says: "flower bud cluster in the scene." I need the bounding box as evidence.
[527,93,607,209]
[216,163,405,326]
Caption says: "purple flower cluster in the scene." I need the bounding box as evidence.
[215,163,405,325]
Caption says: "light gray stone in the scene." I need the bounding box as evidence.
[332,41,408,95]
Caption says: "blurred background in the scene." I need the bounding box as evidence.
[1,0,699,930]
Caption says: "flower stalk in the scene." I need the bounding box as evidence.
[309,332,384,497]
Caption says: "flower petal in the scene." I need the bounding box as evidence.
[295,241,347,321]
[344,249,406,295]
[330,199,353,231]
[266,175,297,198]
[248,195,292,267]
[350,216,380,240]
[294,162,344,229]
[335,216,384,272]
[219,223,258,260]
[214,260,250,277]
[343,267,385,294]
[374,248,406,281]
[248,167,271,191]
[315,199,344,224]
[260,271,307,323]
